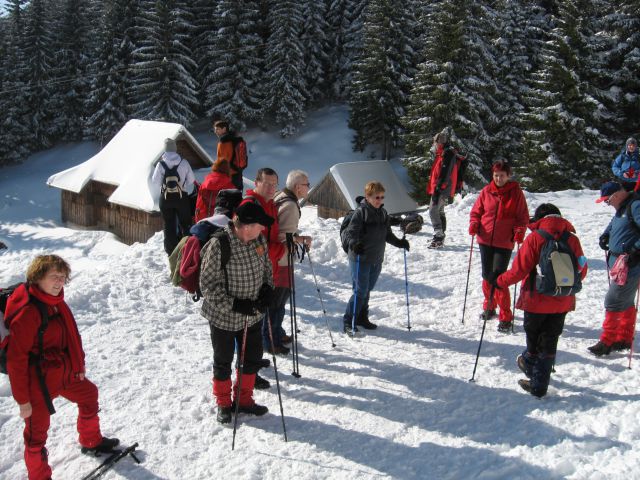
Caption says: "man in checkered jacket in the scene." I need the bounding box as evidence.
[199,200,275,424]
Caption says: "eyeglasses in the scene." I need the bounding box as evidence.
[259,181,278,188]
[300,183,311,188]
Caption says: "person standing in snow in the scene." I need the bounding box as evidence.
[469,159,529,332]
[151,138,196,255]
[4,255,119,480]
[266,170,313,355]
[341,181,410,334]
[493,204,588,397]
[611,137,639,191]
[589,181,640,356]
[426,127,466,248]
[214,120,245,191]
[199,200,275,424]
[194,159,235,223]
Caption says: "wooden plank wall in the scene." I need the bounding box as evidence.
[306,173,351,219]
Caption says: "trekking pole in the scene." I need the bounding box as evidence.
[231,316,249,450]
[469,286,496,382]
[351,255,360,335]
[306,248,336,347]
[606,251,610,286]
[628,281,640,369]
[286,234,301,378]
[402,234,411,331]
[461,235,475,324]
[265,310,288,441]
[511,243,520,334]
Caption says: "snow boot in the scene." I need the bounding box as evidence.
[356,307,377,330]
[254,374,270,390]
[528,355,554,397]
[611,341,632,351]
[517,351,536,378]
[258,358,271,369]
[428,235,445,249]
[518,379,544,398]
[497,321,513,333]
[588,341,612,357]
[234,373,268,416]
[343,320,359,335]
[479,309,497,321]
[217,406,233,424]
[81,437,120,455]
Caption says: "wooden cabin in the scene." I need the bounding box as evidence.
[48,120,213,245]
[306,161,418,219]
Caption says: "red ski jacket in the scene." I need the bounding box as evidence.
[5,284,86,405]
[195,172,235,222]
[469,180,529,250]
[497,215,588,314]
[245,189,286,282]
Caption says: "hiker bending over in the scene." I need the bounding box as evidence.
[493,204,587,397]
[4,255,118,480]
[199,200,275,424]
[469,159,528,332]
[341,181,409,334]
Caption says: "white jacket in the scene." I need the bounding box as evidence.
[151,152,196,194]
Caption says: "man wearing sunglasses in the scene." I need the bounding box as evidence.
[341,181,409,334]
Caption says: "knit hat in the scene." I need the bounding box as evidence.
[596,181,623,203]
[531,203,561,222]
[627,137,638,148]
[165,138,177,152]
[234,200,274,227]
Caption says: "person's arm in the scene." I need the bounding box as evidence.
[199,237,234,312]
[612,152,624,177]
[6,306,39,409]
[469,191,485,232]
[344,208,365,251]
[497,234,540,288]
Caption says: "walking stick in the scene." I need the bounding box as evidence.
[628,281,640,369]
[265,310,288,441]
[306,248,336,347]
[286,234,300,378]
[231,316,249,450]
[461,235,475,324]
[403,234,411,331]
[351,255,360,336]
[469,286,496,382]
[606,251,610,286]
[511,243,520,333]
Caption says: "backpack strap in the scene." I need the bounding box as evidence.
[213,230,231,295]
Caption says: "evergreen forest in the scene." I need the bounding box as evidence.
[0,0,638,199]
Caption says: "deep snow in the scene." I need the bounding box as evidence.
[1,106,639,480]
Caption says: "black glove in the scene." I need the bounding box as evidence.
[599,233,609,251]
[257,284,274,312]
[232,298,257,316]
[399,238,410,251]
[352,241,365,255]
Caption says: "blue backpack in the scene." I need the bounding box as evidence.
[534,230,582,296]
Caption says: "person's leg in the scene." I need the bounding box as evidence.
[595,277,640,350]
[357,263,382,329]
[23,397,52,480]
[529,313,565,396]
[478,244,496,311]
[492,247,514,321]
[231,172,244,192]
[429,198,443,238]
[235,323,267,414]
[344,259,372,330]
[176,197,193,238]
[160,197,179,255]
[59,379,103,449]
[210,324,235,408]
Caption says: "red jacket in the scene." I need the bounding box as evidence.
[469,181,529,250]
[245,189,286,283]
[427,144,461,199]
[497,216,588,314]
[195,172,235,222]
[5,284,86,405]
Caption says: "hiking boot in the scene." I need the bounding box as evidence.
[588,341,612,357]
[217,406,232,424]
[81,437,120,455]
[281,334,292,344]
[497,321,513,333]
[428,236,445,249]
[356,318,378,330]
[479,309,497,321]
[267,345,290,355]
[518,379,546,398]
[254,374,270,390]
[235,402,268,416]
[517,354,532,378]
[343,322,359,335]
[258,358,271,369]
[611,341,632,351]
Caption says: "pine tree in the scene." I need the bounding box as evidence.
[206,0,264,131]
[130,0,198,125]
[348,0,417,159]
[264,0,307,137]
[191,0,218,119]
[300,0,331,105]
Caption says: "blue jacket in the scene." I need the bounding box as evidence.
[604,195,640,276]
[612,148,640,184]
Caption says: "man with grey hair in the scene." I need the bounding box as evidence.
[264,170,313,354]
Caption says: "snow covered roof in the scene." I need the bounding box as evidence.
[330,160,418,214]
[46,119,212,212]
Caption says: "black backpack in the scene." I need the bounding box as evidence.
[533,230,582,296]
[160,160,184,199]
[340,207,368,254]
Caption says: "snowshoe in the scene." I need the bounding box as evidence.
[217,406,233,424]
[81,437,120,455]
[343,322,359,336]
[254,374,270,390]
[258,358,271,369]
[497,321,513,333]
[587,341,612,357]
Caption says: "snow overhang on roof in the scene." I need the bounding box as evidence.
[46,119,212,212]
[330,160,418,215]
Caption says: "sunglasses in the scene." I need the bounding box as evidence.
[375,195,385,200]
[300,183,311,187]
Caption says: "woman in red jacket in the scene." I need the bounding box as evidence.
[469,160,529,331]
[493,204,588,397]
[4,255,118,480]
[194,159,236,222]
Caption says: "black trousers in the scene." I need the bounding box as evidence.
[523,311,566,357]
[479,244,512,279]
[210,321,263,380]
[231,171,244,192]
[160,196,192,255]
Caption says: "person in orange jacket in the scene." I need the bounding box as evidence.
[469,159,529,331]
[214,120,245,191]
[4,255,118,480]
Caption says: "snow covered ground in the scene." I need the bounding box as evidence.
[1,108,639,479]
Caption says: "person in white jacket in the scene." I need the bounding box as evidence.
[151,138,196,255]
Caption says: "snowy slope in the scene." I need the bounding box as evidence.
[1,109,639,480]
